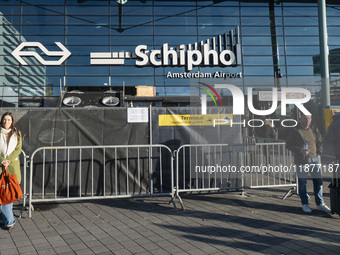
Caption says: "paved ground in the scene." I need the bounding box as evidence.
[1,181,340,255]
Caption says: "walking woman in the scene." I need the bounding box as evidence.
[0,112,22,230]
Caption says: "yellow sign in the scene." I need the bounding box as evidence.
[159,114,233,126]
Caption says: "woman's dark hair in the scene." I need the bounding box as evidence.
[1,112,20,144]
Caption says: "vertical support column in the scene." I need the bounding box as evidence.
[318,0,330,131]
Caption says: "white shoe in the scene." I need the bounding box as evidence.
[316,204,331,213]
[302,204,312,213]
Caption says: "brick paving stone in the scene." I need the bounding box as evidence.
[37,249,57,255]
[7,186,340,254]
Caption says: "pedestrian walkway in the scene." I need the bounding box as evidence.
[2,183,340,255]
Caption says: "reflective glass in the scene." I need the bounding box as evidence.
[66,66,109,76]
[22,25,64,35]
[22,5,65,15]
[154,6,196,16]
[285,46,320,55]
[0,15,20,25]
[284,17,318,26]
[287,66,314,76]
[66,36,109,45]
[198,7,239,16]
[66,6,108,15]
[329,37,340,46]
[285,36,319,46]
[243,66,276,76]
[242,36,272,46]
[199,16,239,26]
[23,15,64,25]
[243,56,274,66]
[110,15,153,26]
[155,26,197,36]
[284,26,318,36]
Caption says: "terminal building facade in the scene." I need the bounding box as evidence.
[0,0,340,110]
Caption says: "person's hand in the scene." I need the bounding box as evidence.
[2,160,10,168]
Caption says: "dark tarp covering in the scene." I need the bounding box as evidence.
[1,107,242,196]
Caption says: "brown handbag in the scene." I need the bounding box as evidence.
[0,167,23,205]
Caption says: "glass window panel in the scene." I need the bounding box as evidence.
[328,37,340,46]
[66,25,109,35]
[20,35,65,44]
[45,66,65,75]
[0,75,19,86]
[199,16,239,26]
[24,0,65,5]
[110,66,154,76]
[22,5,65,15]
[242,26,270,36]
[68,45,110,55]
[286,56,314,66]
[155,26,197,36]
[1,15,20,24]
[198,1,239,7]
[327,6,340,16]
[155,36,198,47]
[110,5,153,16]
[66,6,108,15]
[241,7,271,16]
[66,15,108,26]
[66,35,109,45]
[109,76,155,86]
[243,66,276,76]
[241,17,270,26]
[154,16,196,26]
[285,36,319,46]
[198,26,239,36]
[110,35,153,46]
[22,25,64,35]
[1,35,21,48]
[110,26,153,35]
[287,66,314,76]
[66,76,111,86]
[242,36,272,46]
[198,7,239,16]
[23,15,64,25]
[285,46,320,55]
[242,46,275,55]
[66,55,92,66]
[284,26,318,36]
[240,2,268,6]
[66,66,109,76]
[328,17,340,26]
[283,7,318,16]
[329,27,340,36]
[283,3,317,7]
[243,56,274,66]
[284,17,318,26]
[154,6,196,16]
[110,15,153,26]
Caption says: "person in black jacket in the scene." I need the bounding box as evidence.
[286,113,331,213]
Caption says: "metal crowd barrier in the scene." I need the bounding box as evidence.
[28,144,173,218]
[174,143,296,209]
[19,149,28,218]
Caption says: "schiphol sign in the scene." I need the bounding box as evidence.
[10,28,242,76]
[134,42,240,71]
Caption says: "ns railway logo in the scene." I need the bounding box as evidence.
[10,28,241,71]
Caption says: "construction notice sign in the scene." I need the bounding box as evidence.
[158,114,233,126]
